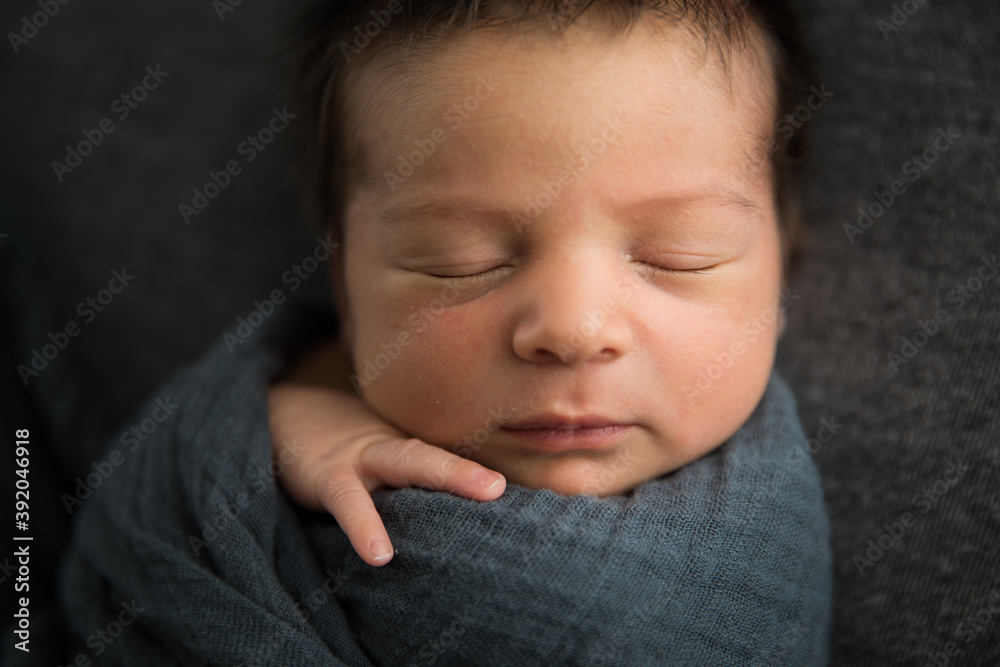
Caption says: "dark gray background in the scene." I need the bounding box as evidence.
[1,0,997,664]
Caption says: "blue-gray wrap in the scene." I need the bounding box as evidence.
[60,304,832,665]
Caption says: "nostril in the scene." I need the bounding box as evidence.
[530,348,568,364]
[512,298,632,365]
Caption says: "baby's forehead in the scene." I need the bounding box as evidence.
[385,13,778,100]
[349,15,780,184]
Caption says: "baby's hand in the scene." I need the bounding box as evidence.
[268,338,506,566]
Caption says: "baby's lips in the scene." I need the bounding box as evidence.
[504,412,628,430]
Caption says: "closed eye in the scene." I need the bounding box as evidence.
[423,265,512,280]
[635,261,719,275]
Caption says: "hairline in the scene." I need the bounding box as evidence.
[339,6,778,195]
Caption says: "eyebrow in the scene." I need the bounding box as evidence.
[376,199,509,223]
[376,189,761,224]
[617,191,761,218]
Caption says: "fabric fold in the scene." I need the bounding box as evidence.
[60,302,831,666]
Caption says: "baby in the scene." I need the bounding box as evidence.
[269,0,812,564]
[60,2,831,662]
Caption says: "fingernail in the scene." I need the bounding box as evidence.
[370,538,393,563]
[475,469,502,490]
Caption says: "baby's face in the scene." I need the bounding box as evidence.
[338,16,784,495]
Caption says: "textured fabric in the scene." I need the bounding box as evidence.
[776,3,1000,665]
[59,304,832,666]
[2,1,997,664]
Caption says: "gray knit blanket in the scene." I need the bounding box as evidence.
[59,304,832,665]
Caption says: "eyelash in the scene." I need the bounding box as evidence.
[425,262,717,281]
[425,265,510,281]
[638,261,717,275]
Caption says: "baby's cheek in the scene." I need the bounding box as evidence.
[634,305,733,403]
[682,318,778,445]
[358,307,495,445]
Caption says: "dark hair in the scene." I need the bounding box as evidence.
[294,0,814,270]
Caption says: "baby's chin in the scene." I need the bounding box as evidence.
[475,451,676,498]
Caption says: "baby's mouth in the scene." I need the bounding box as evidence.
[502,414,633,450]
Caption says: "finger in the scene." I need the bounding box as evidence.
[269,438,328,512]
[317,465,395,567]
[362,438,506,500]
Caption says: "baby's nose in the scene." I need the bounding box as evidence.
[511,255,633,365]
